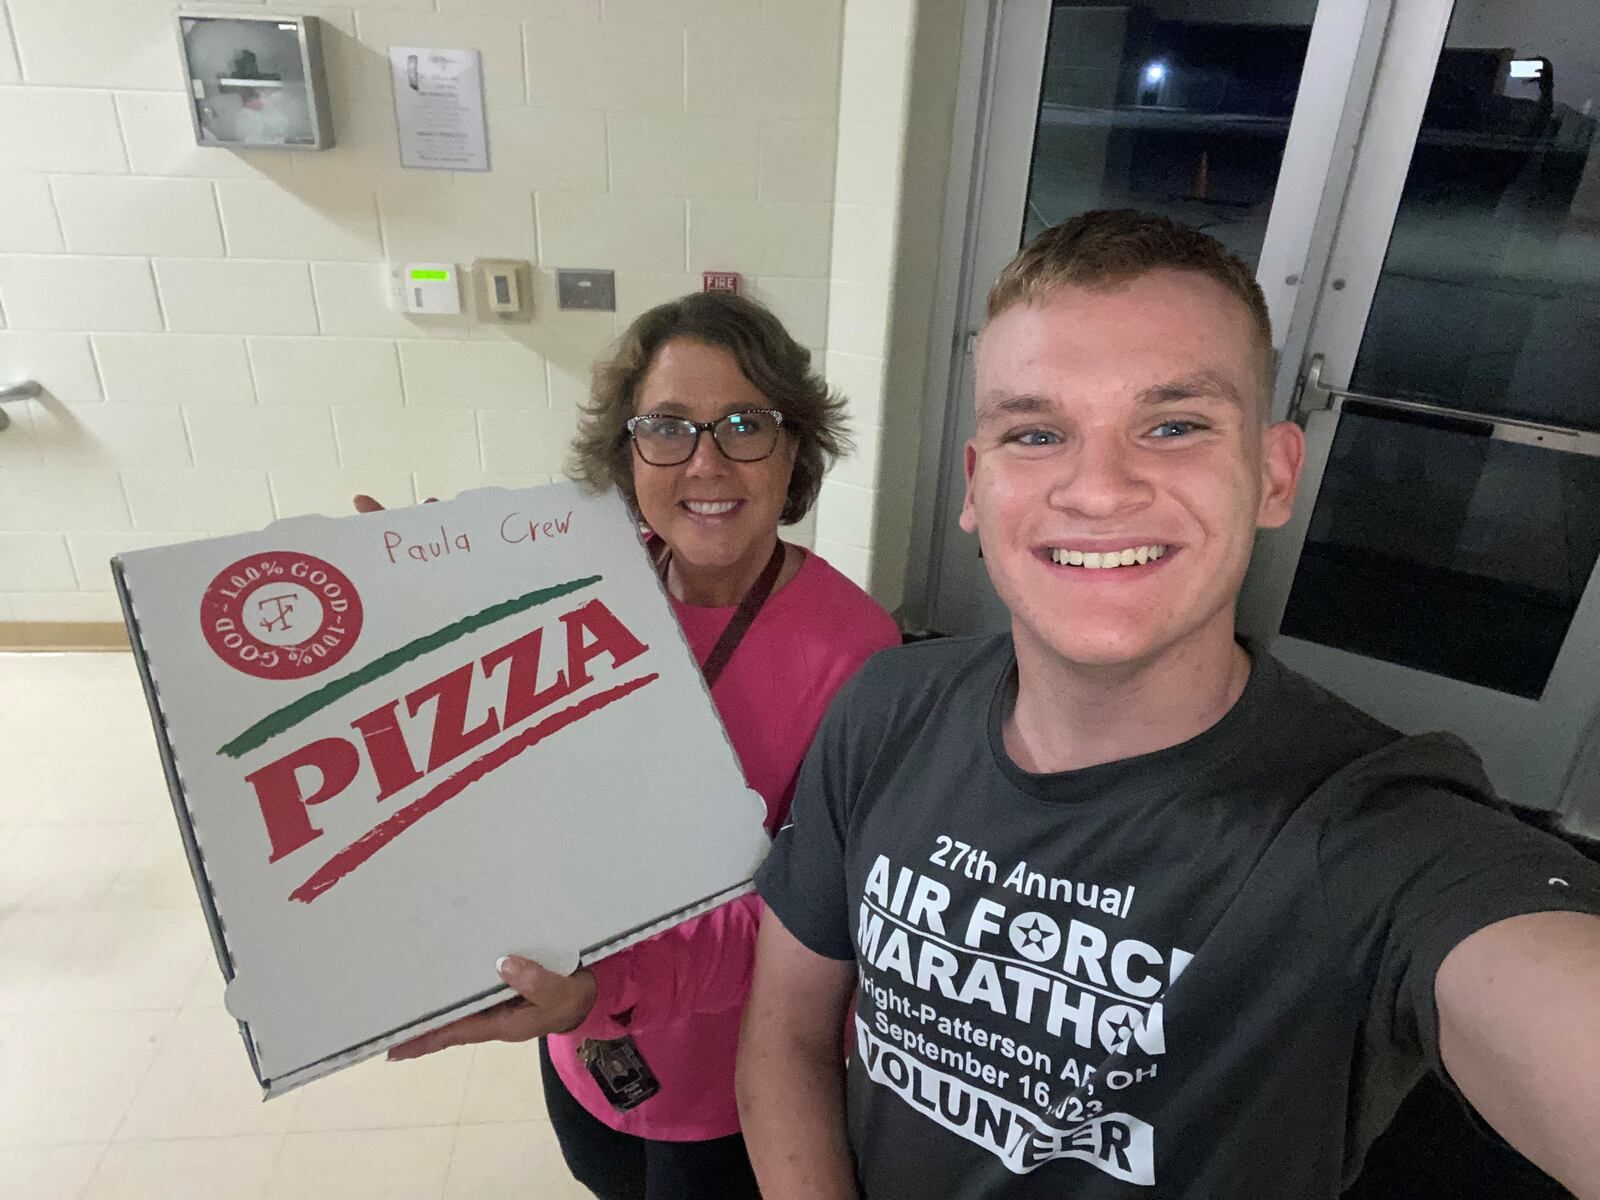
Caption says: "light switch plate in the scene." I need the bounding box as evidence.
[556,269,616,312]
[472,258,532,322]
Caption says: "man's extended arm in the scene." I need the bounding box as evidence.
[1436,910,1600,1197]
[737,911,859,1200]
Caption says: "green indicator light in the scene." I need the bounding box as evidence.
[410,269,450,281]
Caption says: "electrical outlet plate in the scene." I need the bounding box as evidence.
[556,269,616,312]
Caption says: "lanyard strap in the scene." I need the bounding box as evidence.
[654,538,786,689]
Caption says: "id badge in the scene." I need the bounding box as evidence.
[579,1036,661,1112]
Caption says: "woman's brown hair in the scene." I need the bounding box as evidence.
[569,291,850,525]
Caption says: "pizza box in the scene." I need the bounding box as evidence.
[112,482,771,1098]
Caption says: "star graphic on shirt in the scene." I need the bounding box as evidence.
[1008,913,1061,962]
[1102,1011,1138,1053]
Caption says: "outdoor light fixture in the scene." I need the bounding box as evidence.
[1137,60,1169,106]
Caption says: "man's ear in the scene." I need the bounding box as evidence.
[958,441,979,533]
[1257,420,1305,530]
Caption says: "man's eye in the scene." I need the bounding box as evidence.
[1008,429,1060,447]
[1149,420,1204,439]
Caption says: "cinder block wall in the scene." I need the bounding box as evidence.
[812,0,961,612]
[0,0,852,624]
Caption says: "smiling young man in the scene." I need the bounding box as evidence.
[736,211,1600,1198]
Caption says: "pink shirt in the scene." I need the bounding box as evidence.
[546,548,900,1141]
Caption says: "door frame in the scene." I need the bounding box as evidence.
[902,0,1047,634]
[1237,0,1452,639]
[1242,0,1600,811]
[903,0,1396,634]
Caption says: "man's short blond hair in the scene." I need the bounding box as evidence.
[987,210,1275,403]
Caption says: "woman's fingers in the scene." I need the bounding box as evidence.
[383,957,599,1062]
[385,1009,497,1060]
[352,494,438,514]
[497,955,599,1034]
[352,493,443,515]
[386,997,541,1061]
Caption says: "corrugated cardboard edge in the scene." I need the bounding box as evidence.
[259,878,754,1099]
[113,558,265,1087]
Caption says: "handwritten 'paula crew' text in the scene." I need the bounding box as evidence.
[383,509,575,565]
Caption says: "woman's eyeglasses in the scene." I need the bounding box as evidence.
[625,409,785,466]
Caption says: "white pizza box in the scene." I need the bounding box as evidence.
[112,482,770,1098]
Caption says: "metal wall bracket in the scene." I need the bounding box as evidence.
[0,380,41,432]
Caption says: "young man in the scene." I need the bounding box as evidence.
[736,211,1600,1198]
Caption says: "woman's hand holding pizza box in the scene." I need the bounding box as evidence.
[387,954,598,1059]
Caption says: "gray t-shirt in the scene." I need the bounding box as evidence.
[757,634,1600,1198]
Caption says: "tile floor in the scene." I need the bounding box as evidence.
[0,651,589,1200]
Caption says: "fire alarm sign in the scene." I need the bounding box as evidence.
[702,271,740,295]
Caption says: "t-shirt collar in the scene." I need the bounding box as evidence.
[986,636,1277,805]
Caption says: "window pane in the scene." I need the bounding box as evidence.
[1281,406,1600,697]
[1024,1,1318,267]
[1350,2,1600,429]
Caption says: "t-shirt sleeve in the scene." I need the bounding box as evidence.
[1319,772,1600,1085]
[754,675,861,961]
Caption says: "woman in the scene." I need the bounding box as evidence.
[385,292,900,1198]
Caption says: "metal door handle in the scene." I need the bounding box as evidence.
[1290,355,1600,458]
[0,380,41,432]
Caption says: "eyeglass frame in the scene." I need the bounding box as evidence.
[624,408,787,465]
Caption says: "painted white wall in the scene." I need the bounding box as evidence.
[809,0,915,592]
[0,0,847,622]
[867,1,966,612]
[811,0,967,610]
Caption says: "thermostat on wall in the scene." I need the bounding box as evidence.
[402,263,461,315]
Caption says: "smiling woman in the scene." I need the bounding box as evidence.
[571,292,850,606]
[389,291,903,1200]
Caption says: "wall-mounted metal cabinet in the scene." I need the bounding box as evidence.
[178,13,334,150]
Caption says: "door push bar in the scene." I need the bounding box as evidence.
[1290,354,1600,459]
[0,380,41,433]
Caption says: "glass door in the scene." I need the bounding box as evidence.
[1244,0,1600,816]
[921,0,1386,634]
